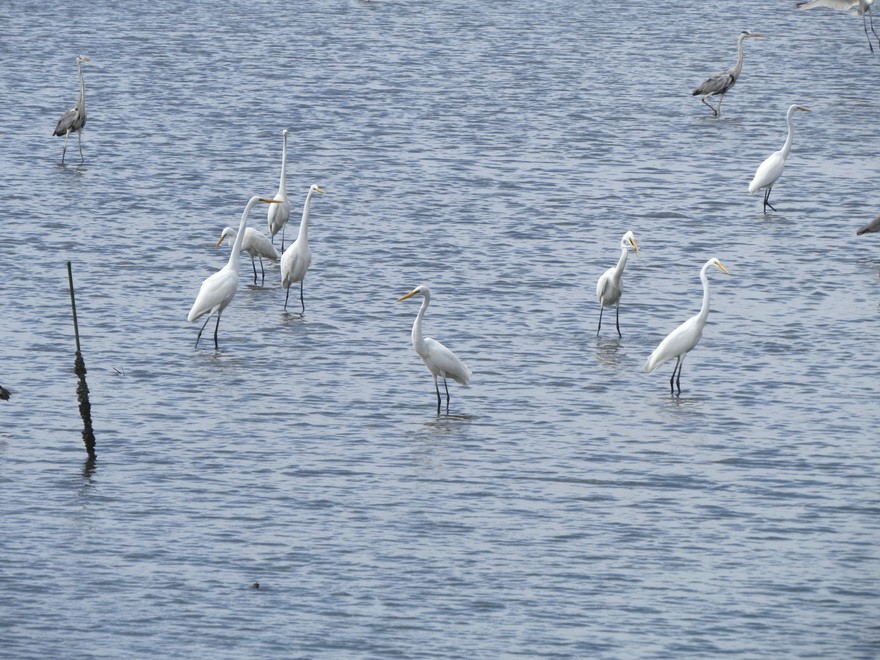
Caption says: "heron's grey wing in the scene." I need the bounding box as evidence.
[692,72,735,96]
[54,108,79,136]
[856,213,880,235]
[796,0,858,11]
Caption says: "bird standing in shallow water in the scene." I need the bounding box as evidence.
[281,184,325,313]
[749,104,810,213]
[644,258,730,395]
[596,230,639,338]
[397,285,472,415]
[53,55,91,164]
[796,0,879,53]
[693,31,765,118]
[267,129,291,250]
[215,226,280,284]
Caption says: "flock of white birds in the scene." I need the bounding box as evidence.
[18,0,875,413]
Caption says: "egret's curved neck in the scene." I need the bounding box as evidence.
[698,265,712,323]
[77,61,86,111]
[298,189,316,241]
[412,294,430,354]
[781,109,796,159]
[278,133,287,192]
[228,197,260,268]
[613,243,629,279]
[730,37,747,79]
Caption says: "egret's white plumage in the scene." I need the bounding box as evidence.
[53,55,91,164]
[596,230,639,337]
[216,226,280,284]
[644,258,730,394]
[796,0,879,52]
[281,184,325,312]
[749,104,810,213]
[397,285,471,414]
[188,196,280,349]
[267,129,292,249]
[692,31,765,117]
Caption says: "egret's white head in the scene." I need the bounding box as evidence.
[76,55,92,64]
[309,184,326,195]
[215,226,237,247]
[397,284,430,302]
[622,230,640,254]
[708,258,730,275]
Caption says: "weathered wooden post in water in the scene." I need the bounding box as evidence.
[66,261,96,459]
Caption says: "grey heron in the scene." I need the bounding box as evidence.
[280,184,325,312]
[53,55,91,164]
[692,31,766,118]
[749,104,810,213]
[397,285,472,415]
[596,230,640,338]
[215,225,280,284]
[644,258,730,395]
[796,0,879,52]
[856,213,880,235]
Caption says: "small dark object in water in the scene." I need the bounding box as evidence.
[0,386,10,401]
[251,582,260,590]
[856,213,880,236]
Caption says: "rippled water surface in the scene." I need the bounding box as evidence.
[1,1,879,657]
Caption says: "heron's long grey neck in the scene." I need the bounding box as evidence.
[698,266,711,323]
[278,134,288,193]
[412,295,430,355]
[781,110,796,158]
[228,198,259,268]
[76,62,86,112]
[298,190,315,241]
[731,37,746,79]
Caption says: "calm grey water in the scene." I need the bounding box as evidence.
[1,1,879,657]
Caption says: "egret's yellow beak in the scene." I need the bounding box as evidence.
[315,186,326,194]
[750,33,767,38]
[259,197,284,203]
[214,235,226,248]
[630,238,640,254]
[798,107,811,112]
[396,289,419,302]
[716,261,730,274]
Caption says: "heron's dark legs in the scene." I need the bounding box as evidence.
[299,280,305,313]
[615,304,622,338]
[762,186,777,214]
[251,258,259,284]
[77,131,84,162]
[715,93,725,118]
[434,377,442,415]
[596,305,604,336]
[213,314,221,350]
[195,314,213,347]
[284,285,291,311]
[700,96,718,117]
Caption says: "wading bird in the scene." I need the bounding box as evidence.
[267,129,292,250]
[53,55,91,164]
[692,31,765,118]
[596,230,640,338]
[796,0,879,52]
[281,184,325,312]
[644,258,729,395]
[397,285,471,415]
[188,196,282,350]
[856,213,880,235]
[749,104,810,213]
[215,226,280,284]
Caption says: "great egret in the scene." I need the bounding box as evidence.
[856,213,880,235]
[0,385,9,401]
[749,104,811,213]
[215,226,280,284]
[796,0,879,52]
[692,31,766,118]
[281,184,325,312]
[644,258,730,395]
[596,230,640,338]
[188,196,282,349]
[267,129,292,250]
[396,285,472,415]
[53,55,91,164]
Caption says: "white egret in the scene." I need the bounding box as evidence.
[281,184,325,312]
[856,213,880,235]
[397,285,472,415]
[644,258,730,395]
[215,226,280,284]
[188,196,282,349]
[53,55,91,164]
[692,31,766,118]
[796,0,879,52]
[749,104,810,213]
[267,129,291,250]
[596,230,640,338]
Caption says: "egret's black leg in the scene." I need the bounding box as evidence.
[863,14,875,53]
[284,286,291,311]
[251,258,258,284]
[281,227,286,253]
[300,280,305,313]
[615,304,621,338]
[435,378,442,415]
[213,314,221,350]
[258,256,265,283]
[763,187,777,213]
[195,314,213,347]
[596,305,604,336]
[869,13,880,50]
[444,378,450,415]
[674,361,683,395]
[669,356,681,395]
